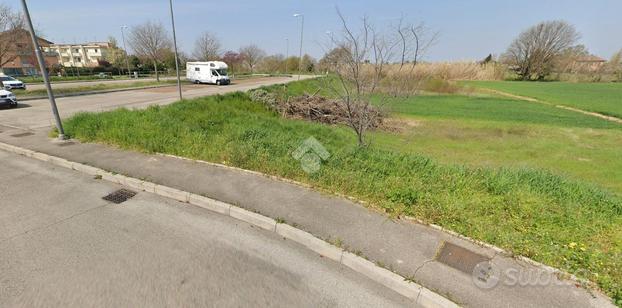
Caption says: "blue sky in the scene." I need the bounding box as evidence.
[20,0,622,61]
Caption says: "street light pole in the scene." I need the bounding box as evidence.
[285,38,289,74]
[120,26,131,78]
[20,0,65,139]
[293,13,304,80]
[168,0,183,100]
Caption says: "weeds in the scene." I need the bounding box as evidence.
[63,91,622,302]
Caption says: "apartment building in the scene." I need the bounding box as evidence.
[0,29,59,76]
[46,42,111,68]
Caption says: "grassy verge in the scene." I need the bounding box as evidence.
[62,91,621,303]
[462,81,622,118]
[15,80,180,98]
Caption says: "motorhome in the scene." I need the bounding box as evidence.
[186,61,231,85]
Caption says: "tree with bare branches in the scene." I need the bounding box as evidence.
[128,21,172,81]
[192,32,221,61]
[322,9,434,146]
[0,4,25,72]
[503,20,580,81]
[239,44,265,73]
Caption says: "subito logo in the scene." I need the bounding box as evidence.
[292,137,330,174]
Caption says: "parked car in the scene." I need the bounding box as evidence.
[0,89,18,108]
[0,75,26,90]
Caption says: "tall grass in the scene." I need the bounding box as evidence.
[63,92,621,303]
[389,62,507,81]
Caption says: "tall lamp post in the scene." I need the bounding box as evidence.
[120,26,131,78]
[293,13,304,80]
[168,0,183,100]
[285,38,289,74]
[20,0,65,139]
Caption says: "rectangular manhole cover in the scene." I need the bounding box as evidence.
[10,132,34,138]
[436,242,489,274]
[102,189,137,204]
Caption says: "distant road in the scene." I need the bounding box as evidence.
[0,75,315,130]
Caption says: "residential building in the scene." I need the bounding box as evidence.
[572,55,607,72]
[0,29,59,76]
[46,42,111,68]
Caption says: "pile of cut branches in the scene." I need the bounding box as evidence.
[250,89,385,129]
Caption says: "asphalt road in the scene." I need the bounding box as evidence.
[0,76,311,130]
[0,150,412,307]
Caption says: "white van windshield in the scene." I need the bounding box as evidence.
[215,69,228,76]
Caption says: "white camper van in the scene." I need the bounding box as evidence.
[186,61,231,85]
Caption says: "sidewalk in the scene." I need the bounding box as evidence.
[0,127,614,308]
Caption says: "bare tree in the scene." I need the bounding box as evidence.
[503,20,580,80]
[128,21,172,81]
[0,4,25,72]
[192,32,221,61]
[239,44,266,73]
[323,9,433,146]
[609,49,622,81]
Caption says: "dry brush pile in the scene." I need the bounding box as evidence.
[248,89,386,129]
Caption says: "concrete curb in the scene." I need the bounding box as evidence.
[18,84,177,102]
[159,152,599,292]
[0,141,459,308]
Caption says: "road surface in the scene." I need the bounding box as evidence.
[0,150,411,307]
[0,76,312,130]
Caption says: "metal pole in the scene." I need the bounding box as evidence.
[121,26,131,78]
[169,0,183,100]
[298,15,304,80]
[20,0,65,139]
[285,38,289,74]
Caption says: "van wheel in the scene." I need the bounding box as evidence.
[194,80,200,84]
[216,80,221,86]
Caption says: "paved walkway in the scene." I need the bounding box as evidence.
[0,150,411,307]
[0,128,614,308]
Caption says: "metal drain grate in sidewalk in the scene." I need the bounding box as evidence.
[102,189,137,204]
[436,241,489,274]
[10,132,34,138]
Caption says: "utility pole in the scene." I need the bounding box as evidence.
[285,38,289,74]
[120,26,131,78]
[169,0,183,100]
[20,0,65,139]
[293,13,304,80]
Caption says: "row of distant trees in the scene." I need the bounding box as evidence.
[102,21,317,81]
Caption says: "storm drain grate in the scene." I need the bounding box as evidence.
[436,242,489,274]
[102,189,137,204]
[11,132,34,138]
[57,142,75,147]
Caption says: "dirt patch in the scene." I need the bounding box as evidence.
[383,117,422,133]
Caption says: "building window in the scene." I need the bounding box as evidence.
[195,67,200,72]
[94,49,98,53]
[74,49,79,53]
[76,57,82,62]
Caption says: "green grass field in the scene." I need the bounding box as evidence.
[463,81,622,118]
[61,87,621,302]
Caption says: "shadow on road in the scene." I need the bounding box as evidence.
[0,103,32,110]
